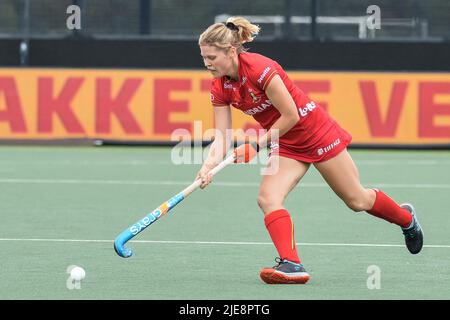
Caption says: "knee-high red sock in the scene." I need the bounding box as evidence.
[264,209,300,263]
[366,189,413,228]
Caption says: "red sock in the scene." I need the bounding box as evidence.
[366,189,413,228]
[264,209,300,263]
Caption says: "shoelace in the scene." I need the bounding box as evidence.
[403,229,416,238]
[402,223,417,238]
[272,257,283,268]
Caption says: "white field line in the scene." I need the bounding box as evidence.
[1,178,450,189]
[0,237,448,248]
[0,159,449,166]
[0,160,170,166]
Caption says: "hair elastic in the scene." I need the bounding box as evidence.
[224,22,239,31]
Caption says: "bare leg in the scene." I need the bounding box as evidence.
[258,155,312,284]
[314,148,422,254]
[313,149,376,212]
[314,148,413,227]
[258,156,310,214]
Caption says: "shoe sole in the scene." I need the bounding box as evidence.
[259,268,310,284]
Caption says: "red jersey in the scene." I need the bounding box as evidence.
[210,52,351,162]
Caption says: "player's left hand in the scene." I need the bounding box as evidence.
[234,142,260,163]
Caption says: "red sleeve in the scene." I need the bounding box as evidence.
[210,78,229,107]
[247,54,279,91]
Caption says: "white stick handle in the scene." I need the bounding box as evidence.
[181,153,236,197]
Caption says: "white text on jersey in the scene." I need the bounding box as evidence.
[257,67,271,84]
[298,101,317,117]
[244,100,273,115]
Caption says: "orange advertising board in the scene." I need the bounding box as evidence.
[1,68,449,144]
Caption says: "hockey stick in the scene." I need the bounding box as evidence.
[113,153,236,258]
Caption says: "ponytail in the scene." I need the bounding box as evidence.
[225,16,260,44]
[198,16,260,53]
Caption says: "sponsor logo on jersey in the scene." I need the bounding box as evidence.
[317,138,341,156]
[224,82,233,89]
[249,91,260,103]
[244,99,273,115]
[257,67,271,84]
[298,101,317,118]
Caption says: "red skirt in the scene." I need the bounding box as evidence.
[269,122,352,163]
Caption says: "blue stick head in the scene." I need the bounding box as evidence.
[114,240,133,258]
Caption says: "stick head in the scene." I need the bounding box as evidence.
[114,239,133,258]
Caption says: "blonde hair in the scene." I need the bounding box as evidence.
[198,16,260,53]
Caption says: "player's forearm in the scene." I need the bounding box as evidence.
[258,114,299,148]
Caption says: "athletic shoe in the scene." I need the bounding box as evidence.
[401,203,423,254]
[260,257,310,284]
